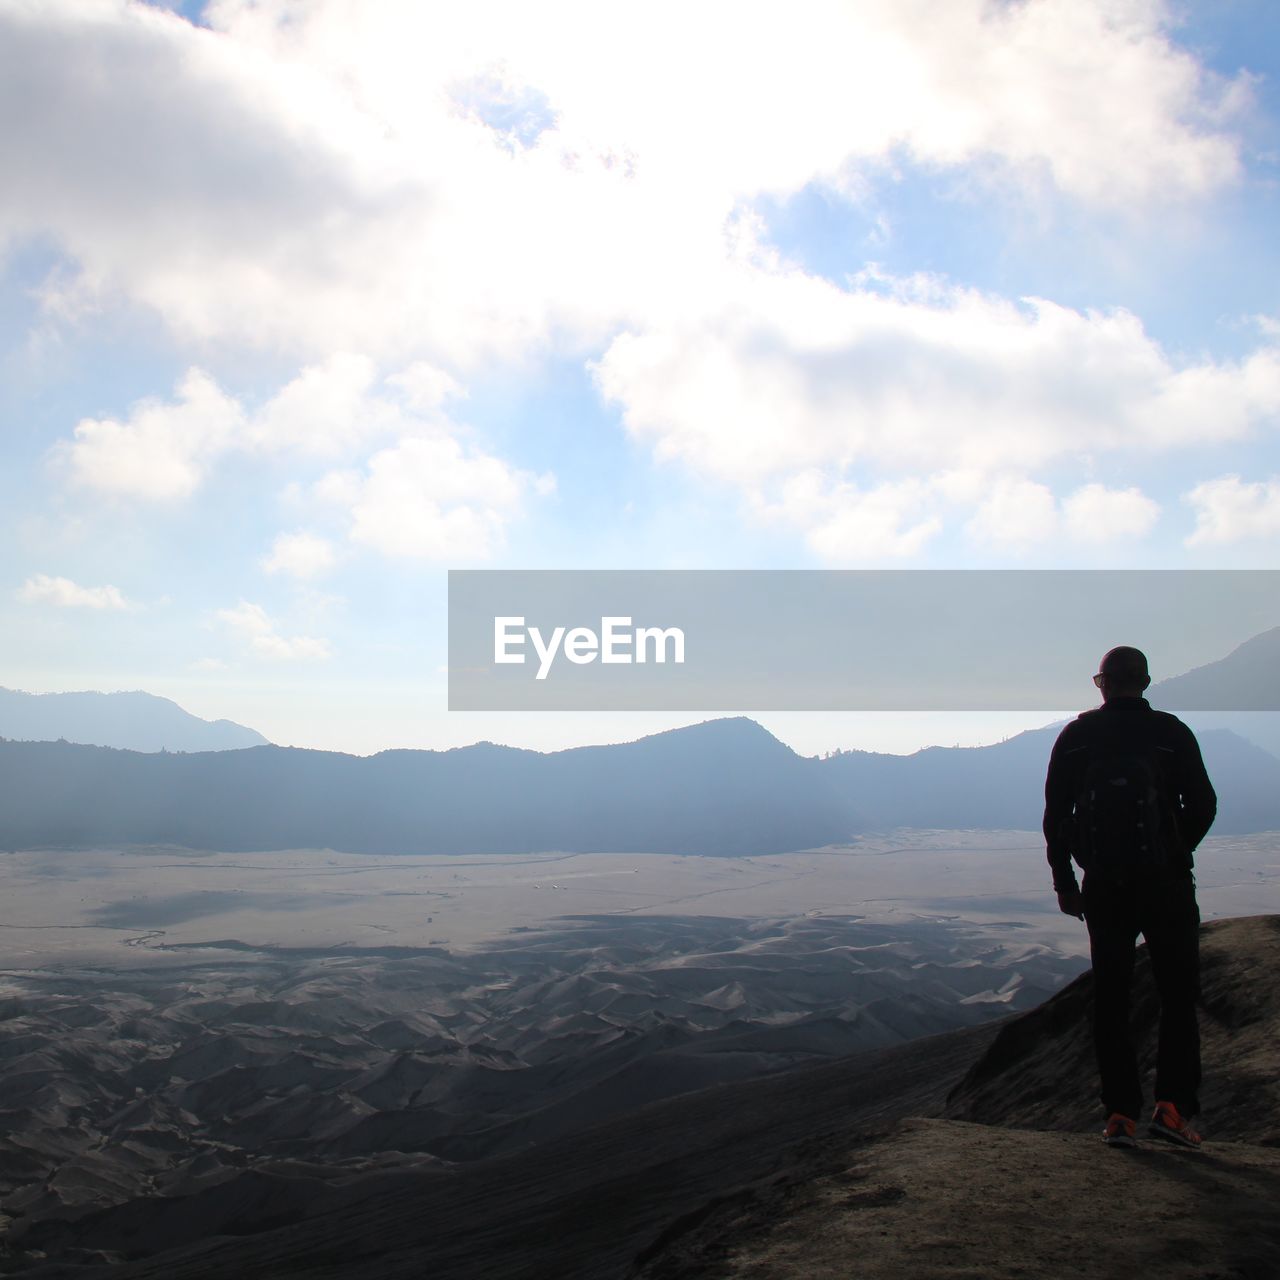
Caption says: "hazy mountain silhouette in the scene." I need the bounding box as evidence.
[1151,626,1280,710]
[825,722,1280,834]
[1145,630,1280,762]
[0,687,268,753]
[1,714,1277,856]
[0,717,856,857]
[7,916,1277,1278]
[1180,710,1280,761]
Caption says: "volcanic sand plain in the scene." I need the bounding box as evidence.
[2,829,1277,969]
[0,829,1275,1257]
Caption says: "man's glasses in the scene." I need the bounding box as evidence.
[1092,673,1106,689]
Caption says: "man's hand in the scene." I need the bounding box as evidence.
[1056,887,1085,920]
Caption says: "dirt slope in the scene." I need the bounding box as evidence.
[638,1118,1280,1280]
[6,915,1278,1280]
[6,1021,996,1279]
[946,913,1280,1140]
[636,914,1280,1279]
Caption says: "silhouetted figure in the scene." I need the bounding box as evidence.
[1044,646,1216,1147]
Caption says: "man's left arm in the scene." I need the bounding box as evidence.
[1174,723,1217,853]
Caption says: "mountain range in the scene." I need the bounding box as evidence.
[1,713,1277,856]
[2,624,1277,758]
[2,624,1278,855]
[1151,625,1280,710]
[0,687,268,753]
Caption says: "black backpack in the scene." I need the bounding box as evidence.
[1074,745,1179,879]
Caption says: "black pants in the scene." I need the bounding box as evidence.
[1082,873,1201,1119]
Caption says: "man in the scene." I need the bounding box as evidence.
[1043,646,1217,1149]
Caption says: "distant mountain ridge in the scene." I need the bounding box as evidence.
[0,718,852,857]
[0,687,269,753]
[1151,625,1280,710]
[822,721,1280,834]
[1,714,1277,856]
[1143,627,1280,758]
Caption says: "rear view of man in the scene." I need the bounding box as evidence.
[1044,646,1217,1149]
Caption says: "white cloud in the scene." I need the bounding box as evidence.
[190,0,1252,222]
[249,353,392,455]
[58,355,472,501]
[1062,483,1160,542]
[60,369,245,500]
[966,478,1060,547]
[965,479,1160,548]
[387,363,465,413]
[593,264,1275,552]
[1184,475,1280,546]
[595,269,1280,484]
[316,435,552,560]
[0,0,1251,363]
[753,470,1163,557]
[752,472,942,561]
[215,600,331,661]
[16,574,132,610]
[261,531,339,579]
[8,1,1269,568]
[57,355,552,562]
[902,0,1248,204]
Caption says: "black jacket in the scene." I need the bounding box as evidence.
[1043,696,1217,892]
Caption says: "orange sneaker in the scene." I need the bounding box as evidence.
[1102,1113,1138,1147]
[1149,1101,1202,1148]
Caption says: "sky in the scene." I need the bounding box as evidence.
[1,0,1278,757]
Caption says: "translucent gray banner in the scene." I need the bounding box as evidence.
[447,570,1280,711]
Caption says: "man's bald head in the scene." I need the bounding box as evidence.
[1097,646,1150,698]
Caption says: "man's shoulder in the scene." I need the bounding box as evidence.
[1148,707,1199,742]
[1052,703,1198,753]
[1062,706,1104,736]
[1049,711,1095,754]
